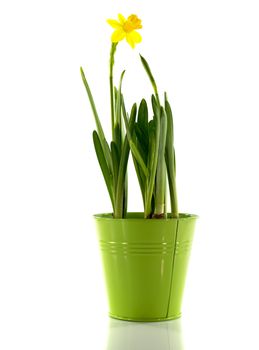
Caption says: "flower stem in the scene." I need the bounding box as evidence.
[109,43,118,141]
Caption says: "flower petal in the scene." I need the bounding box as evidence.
[130,30,142,43]
[111,29,126,43]
[118,13,126,24]
[107,19,122,29]
[126,33,135,48]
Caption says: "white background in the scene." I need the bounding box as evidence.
[1,0,259,349]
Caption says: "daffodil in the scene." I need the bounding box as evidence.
[81,14,180,219]
[107,14,142,48]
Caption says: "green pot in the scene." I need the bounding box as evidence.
[94,212,197,322]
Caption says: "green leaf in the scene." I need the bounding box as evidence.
[131,126,146,205]
[154,107,168,217]
[93,131,114,209]
[164,95,178,218]
[122,102,149,178]
[144,104,161,218]
[134,124,148,164]
[115,70,125,127]
[114,105,137,218]
[114,124,122,156]
[132,155,146,204]
[151,94,160,117]
[165,99,174,144]
[147,120,156,173]
[114,87,118,111]
[123,174,128,218]
[138,99,149,138]
[80,67,104,141]
[111,141,120,186]
[114,71,126,155]
[129,140,149,178]
[81,67,113,173]
[139,55,158,96]
[136,99,149,159]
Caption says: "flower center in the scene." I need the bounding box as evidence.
[123,15,142,33]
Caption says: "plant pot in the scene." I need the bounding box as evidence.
[94,212,197,322]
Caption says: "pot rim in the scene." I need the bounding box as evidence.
[94,212,198,222]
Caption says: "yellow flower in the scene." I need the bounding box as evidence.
[107,14,142,48]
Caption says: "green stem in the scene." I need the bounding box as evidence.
[109,43,118,141]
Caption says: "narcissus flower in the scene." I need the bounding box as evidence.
[107,14,142,48]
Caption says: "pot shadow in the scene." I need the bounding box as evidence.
[106,318,184,350]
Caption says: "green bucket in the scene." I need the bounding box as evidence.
[94,213,197,322]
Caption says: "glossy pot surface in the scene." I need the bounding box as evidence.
[94,213,197,322]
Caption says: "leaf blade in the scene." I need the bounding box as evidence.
[114,105,137,218]
[165,95,178,218]
[93,131,114,209]
[81,67,113,173]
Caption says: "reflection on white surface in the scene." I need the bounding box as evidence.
[106,318,184,350]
